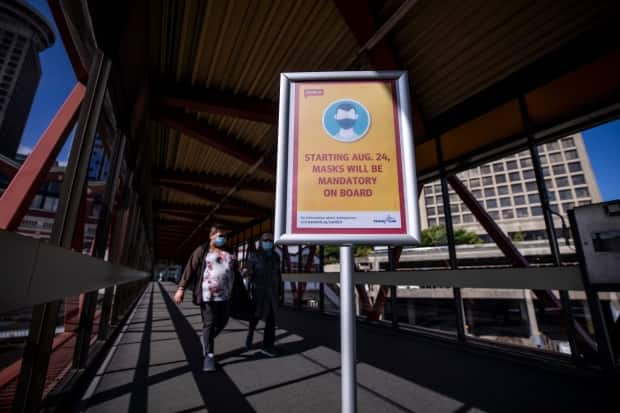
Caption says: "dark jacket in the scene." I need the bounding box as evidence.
[178,243,210,305]
[248,250,281,320]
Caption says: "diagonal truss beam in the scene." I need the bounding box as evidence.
[154,86,277,124]
[151,108,273,175]
[154,169,273,193]
[333,0,426,139]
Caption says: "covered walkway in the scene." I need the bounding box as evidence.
[79,283,614,412]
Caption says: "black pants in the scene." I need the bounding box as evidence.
[200,300,230,355]
[248,308,276,349]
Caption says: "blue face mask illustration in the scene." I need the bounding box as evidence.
[336,118,356,130]
[262,241,273,250]
[214,236,226,247]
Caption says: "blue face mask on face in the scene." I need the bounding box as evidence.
[214,236,226,247]
[261,241,273,251]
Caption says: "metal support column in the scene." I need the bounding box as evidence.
[519,97,580,360]
[75,133,125,362]
[388,247,398,328]
[435,137,466,342]
[340,245,357,413]
[319,246,325,313]
[13,50,110,412]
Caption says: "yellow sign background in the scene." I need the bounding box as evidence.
[295,81,402,212]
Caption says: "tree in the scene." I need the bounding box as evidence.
[322,245,373,263]
[511,230,525,242]
[421,225,482,246]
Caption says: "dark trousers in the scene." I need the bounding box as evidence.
[200,300,230,355]
[248,308,276,349]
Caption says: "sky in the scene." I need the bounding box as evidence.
[17,1,620,201]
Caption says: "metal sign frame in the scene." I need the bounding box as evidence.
[274,71,420,245]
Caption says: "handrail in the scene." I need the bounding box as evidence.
[1,230,149,313]
[282,266,584,291]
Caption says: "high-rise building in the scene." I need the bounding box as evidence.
[87,137,110,181]
[0,0,54,159]
[419,133,602,242]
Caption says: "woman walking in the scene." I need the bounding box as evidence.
[175,225,235,371]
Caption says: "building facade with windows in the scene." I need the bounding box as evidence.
[419,133,601,242]
[0,0,54,159]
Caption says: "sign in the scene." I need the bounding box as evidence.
[274,71,420,245]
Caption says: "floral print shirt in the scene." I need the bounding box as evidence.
[201,250,235,302]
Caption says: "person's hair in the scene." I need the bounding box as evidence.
[336,103,356,113]
[210,225,224,237]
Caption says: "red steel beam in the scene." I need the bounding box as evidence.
[154,87,277,124]
[0,83,85,230]
[333,0,426,139]
[151,108,273,175]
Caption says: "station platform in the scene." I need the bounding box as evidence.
[79,283,615,412]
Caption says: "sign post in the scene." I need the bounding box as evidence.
[274,71,420,413]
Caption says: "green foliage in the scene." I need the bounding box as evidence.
[421,225,482,246]
[322,245,373,263]
[511,230,525,242]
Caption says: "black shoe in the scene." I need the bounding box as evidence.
[260,347,277,358]
[203,355,216,372]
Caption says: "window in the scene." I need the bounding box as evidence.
[555,177,569,187]
[470,178,480,188]
[484,188,496,197]
[489,211,500,220]
[495,174,507,184]
[509,172,520,181]
[435,195,443,204]
[547,191,556,201]
[502,209,514,219]
[559,189,572,200]
[472,189,482,198]
[542,167,550,177]
[437,205,444,215]
[427,218,436,227]
[540,155,548,165]
[434,184,441,192]
[507,160,518,170]
[425,196,434,205]
[426,207,436,216]
[450,193,459,203]
[493,163,504,172]
[510,183,523,193]
[525,182,538,192]
[424,187,433,195]
[482,176,493,186]
[522,169,535,180]
[549,203,560,213]
[500,197,511,207]
[575,187,590,198]
[463,214,473,223]
[544,179,553,188]
[452,215,461,224]
[486,199,498,209]
[568,162,582,172]
[497,185,509,195]
[514,195,526,205]
[43,197,59,212]
[520,158,532,168]
[480,165,491,175]
[564,149,578,160]
[562,202,574,214]
[577,200,591,206]
[528,194,540,204]
[562,137,575,147]
[516,207,529,218]
[546,141,560,151]
[549,153,563,163]
[552,164,566,175]
[572,174,586,185]
[531,206,543,216]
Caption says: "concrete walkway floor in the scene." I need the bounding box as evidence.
[79,282,616,412]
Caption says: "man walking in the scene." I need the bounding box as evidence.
[246,232,282,356]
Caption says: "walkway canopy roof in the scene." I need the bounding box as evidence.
[50,0,620,259]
